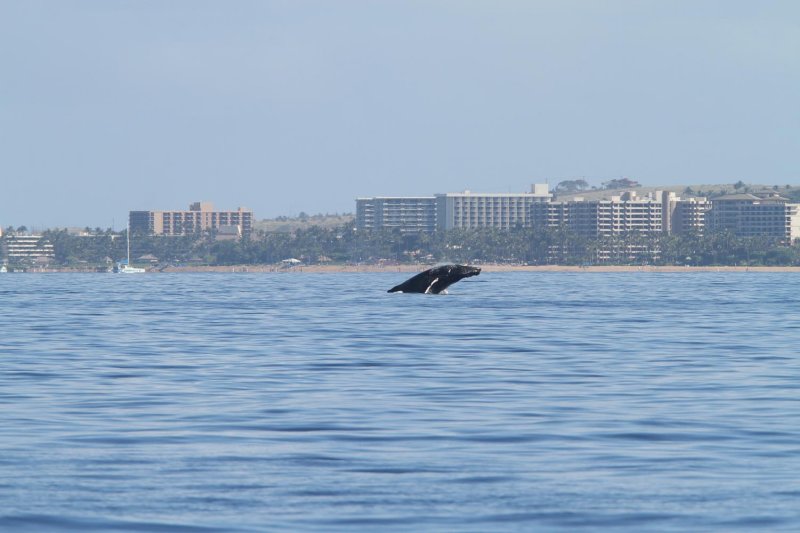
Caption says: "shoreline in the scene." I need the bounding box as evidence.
[159,264,800,273]
[11,264,800,273]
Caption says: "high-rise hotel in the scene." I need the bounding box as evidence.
[357,185,800,243]
[435,184,552,230]
[357,184,552,232]
[709,193,800,241]
[530,191,711,236]
[130,202,253,237]
[355,197,437,234]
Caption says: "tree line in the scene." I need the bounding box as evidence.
[2,224,799,267]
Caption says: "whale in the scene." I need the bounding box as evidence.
[387,264,481,294]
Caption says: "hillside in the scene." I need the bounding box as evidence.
[554,183,800,202]
[253,213,354,233]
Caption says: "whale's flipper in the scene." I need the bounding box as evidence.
[424,278,439,294]
[388,264,480,294]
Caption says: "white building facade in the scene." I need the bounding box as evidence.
[356,197,437,233]
[530,191,709,236]
[435,184,551,230]
[3,235,56,263]
[709,194,800,241]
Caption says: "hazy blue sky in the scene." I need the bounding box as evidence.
[1,1,798,228]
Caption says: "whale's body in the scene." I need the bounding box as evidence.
[387,264,481,294]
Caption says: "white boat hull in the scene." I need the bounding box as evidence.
[119,265,146,274]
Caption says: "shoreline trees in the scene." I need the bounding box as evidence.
[5,224,797,269]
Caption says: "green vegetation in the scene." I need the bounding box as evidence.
[553,179,590,194]
[601,177,640,190]
[2,224,798,269]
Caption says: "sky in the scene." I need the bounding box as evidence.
[1,0,798,229]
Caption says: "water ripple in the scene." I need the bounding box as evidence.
[1,272,800,531]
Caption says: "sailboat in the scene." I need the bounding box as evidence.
[118,224,146,274]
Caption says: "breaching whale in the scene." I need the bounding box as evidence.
[387,264,481,294]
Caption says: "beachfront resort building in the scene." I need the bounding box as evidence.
[356,197,437,233]
[669,195,710,235]
[355,185,800,244]
[2,234,55,263]
[529,191,710,236]
[129,202,253,238]
[708,194,800,241]
[356,184,552,232]
[435,184,552,230]
[527,191,710,262]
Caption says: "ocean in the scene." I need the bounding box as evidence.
[1,272,799,531]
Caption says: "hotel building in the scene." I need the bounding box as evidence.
[129,202,253,237]
[669,195,710,235]
[709,194,800,241]
[356,184,552,232]
[356,197,437,233]
[530,191,710,236]
[435,184,552,230]
[3,235,55,262]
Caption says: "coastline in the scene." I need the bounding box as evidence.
[12,264,800,273]
[157,264,800,273]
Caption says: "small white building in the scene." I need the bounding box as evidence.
[4,235,55,263]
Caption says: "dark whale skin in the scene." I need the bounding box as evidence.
[387,264,481,294]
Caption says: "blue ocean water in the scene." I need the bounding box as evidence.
[1,272,799,532]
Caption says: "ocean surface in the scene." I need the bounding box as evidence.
[1,272,799,532]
